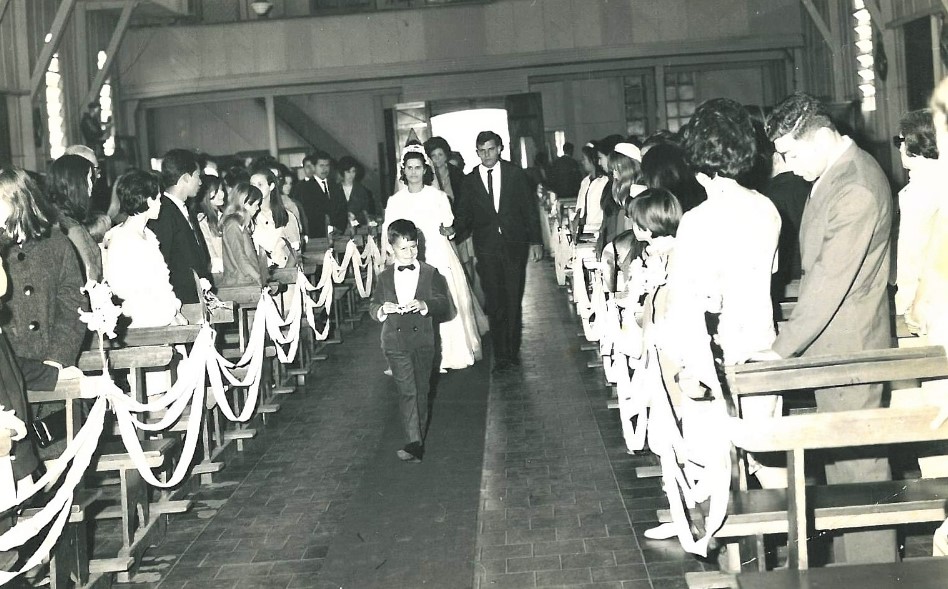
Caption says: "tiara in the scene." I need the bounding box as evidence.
[403,144,427,158]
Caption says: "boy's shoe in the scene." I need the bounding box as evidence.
[396,442,424,463]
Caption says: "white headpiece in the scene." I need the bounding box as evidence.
[402,143,431,166]
[613,142,642,162]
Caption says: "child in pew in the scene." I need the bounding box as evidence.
[614,188,681,456]
[370,219,452,464]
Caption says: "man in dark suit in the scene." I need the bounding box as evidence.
[447,131,543,372]
[756,92,896,564]
[547,141,584,200]
[148,149,211,305]
[291,150,347,239]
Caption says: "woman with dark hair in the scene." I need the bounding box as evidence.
[338,155,380,226]
[894,109,941,321]
[278,165,309,238]
[424,137,464,208]
[250,166,300,268]
[45,153,103,281]
[383,146,484,371]
[663,98,783,496]
[573,142,609,236]
[191,174,226,275]
[103,169,185,327]
[220,183,269,287]
[640,142,706,213]
[0,167,85,371]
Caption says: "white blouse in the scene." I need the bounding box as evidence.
[102,223,181,328]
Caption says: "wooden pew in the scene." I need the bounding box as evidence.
[736,556,948,589]
[679,345,948,588]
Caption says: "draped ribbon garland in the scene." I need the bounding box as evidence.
[0,239,382,579]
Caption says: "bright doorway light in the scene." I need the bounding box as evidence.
[430,109,510,174]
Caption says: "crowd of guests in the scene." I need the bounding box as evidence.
[554,88,948,563]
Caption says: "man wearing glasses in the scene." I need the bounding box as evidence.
[753,92,896,565]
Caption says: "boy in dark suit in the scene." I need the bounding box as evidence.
[370,219,451,463]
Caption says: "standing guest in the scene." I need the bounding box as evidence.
[0,168,85,371]
[79,102,110,159]
[45,154,103,281]
[425,137,480,297]
[448,131,543,372]
[448,151,465,172]
[640,141,707,213]
[598,142,645,257]
[756,92,896,564]
[548,142,585,200]
[370,219,451,464]
[191,174,226,275]
[338,156,380,227]
[250,167,301,268]
[573,142,609,237]
[893,109,941,319]
[384,147,484,370]
[220,183,269,287]
[291,151,346,239]
[761,147,811,301]
[148,149,211,305]
[103,170,186,327]
[425,137,464,209]
[278,165,309,239]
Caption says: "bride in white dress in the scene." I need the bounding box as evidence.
[383,146,484,370]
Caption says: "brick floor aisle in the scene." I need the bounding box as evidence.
[473,261,709,589]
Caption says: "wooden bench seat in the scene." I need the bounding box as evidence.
[659,476,948,538]
[737,557,948,589]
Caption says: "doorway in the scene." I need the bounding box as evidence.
[430,109,510,173]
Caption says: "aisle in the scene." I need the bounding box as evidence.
[112,260,704,589]
[472,261,708,589]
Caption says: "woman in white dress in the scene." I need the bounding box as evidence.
[383,146,483,370]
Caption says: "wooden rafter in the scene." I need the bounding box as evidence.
[863,0,884,32]
[942,0,948,19]
[28,0,78,100]
[83,0,138,106]
[801,0,835,50]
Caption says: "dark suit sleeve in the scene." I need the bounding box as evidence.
[453,174,476,243]
[512,165,542,245]
[773,184,882,357]
[424,269,451,322]
[369,269,393,322]
[328,185,349,229]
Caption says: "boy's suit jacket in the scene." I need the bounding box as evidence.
[369,262,450,352]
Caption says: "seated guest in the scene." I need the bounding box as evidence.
[573,142,609,237]
[103,170,185,328]
[640,141,707,213]
[45,153,103,281]
[148,149,212,305]
[278,164,309,239]
[597,142,645,258]
[250,167,300,268]
[220,183,268,287]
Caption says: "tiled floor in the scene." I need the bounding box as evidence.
[108,260,705,589]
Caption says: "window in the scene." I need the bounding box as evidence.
[553,130,566,158]
[97,51,115,157]
[853,0,876,112]
[623,75,648,137]
[664,72,696,133]
[45,52,67,160]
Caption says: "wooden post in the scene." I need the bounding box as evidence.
[786,448,809,570]
[933,15,945,84]
[29,0,78,101]
[83,0,138,108]
[11,0,37,169]
[74,3,89,110]
[0,0,11,25]
[265,95,278,157]
[655,64,667,131]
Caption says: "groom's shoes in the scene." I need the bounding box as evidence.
[397,442,424,463]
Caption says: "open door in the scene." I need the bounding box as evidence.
[505,93,544,169]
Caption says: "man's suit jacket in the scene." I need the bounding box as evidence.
[455,160,542,256]
[369,262,451,352]
[345,183,378,226]
[773,142,892,358]
[147,196,211,305]
[292,179,348,238]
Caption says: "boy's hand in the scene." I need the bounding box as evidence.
[0,430,12,457]
[381,302,402,315]
[402,300,427,314]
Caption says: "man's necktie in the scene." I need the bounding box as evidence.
[487,168,495,210]
[397,264,416,271]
